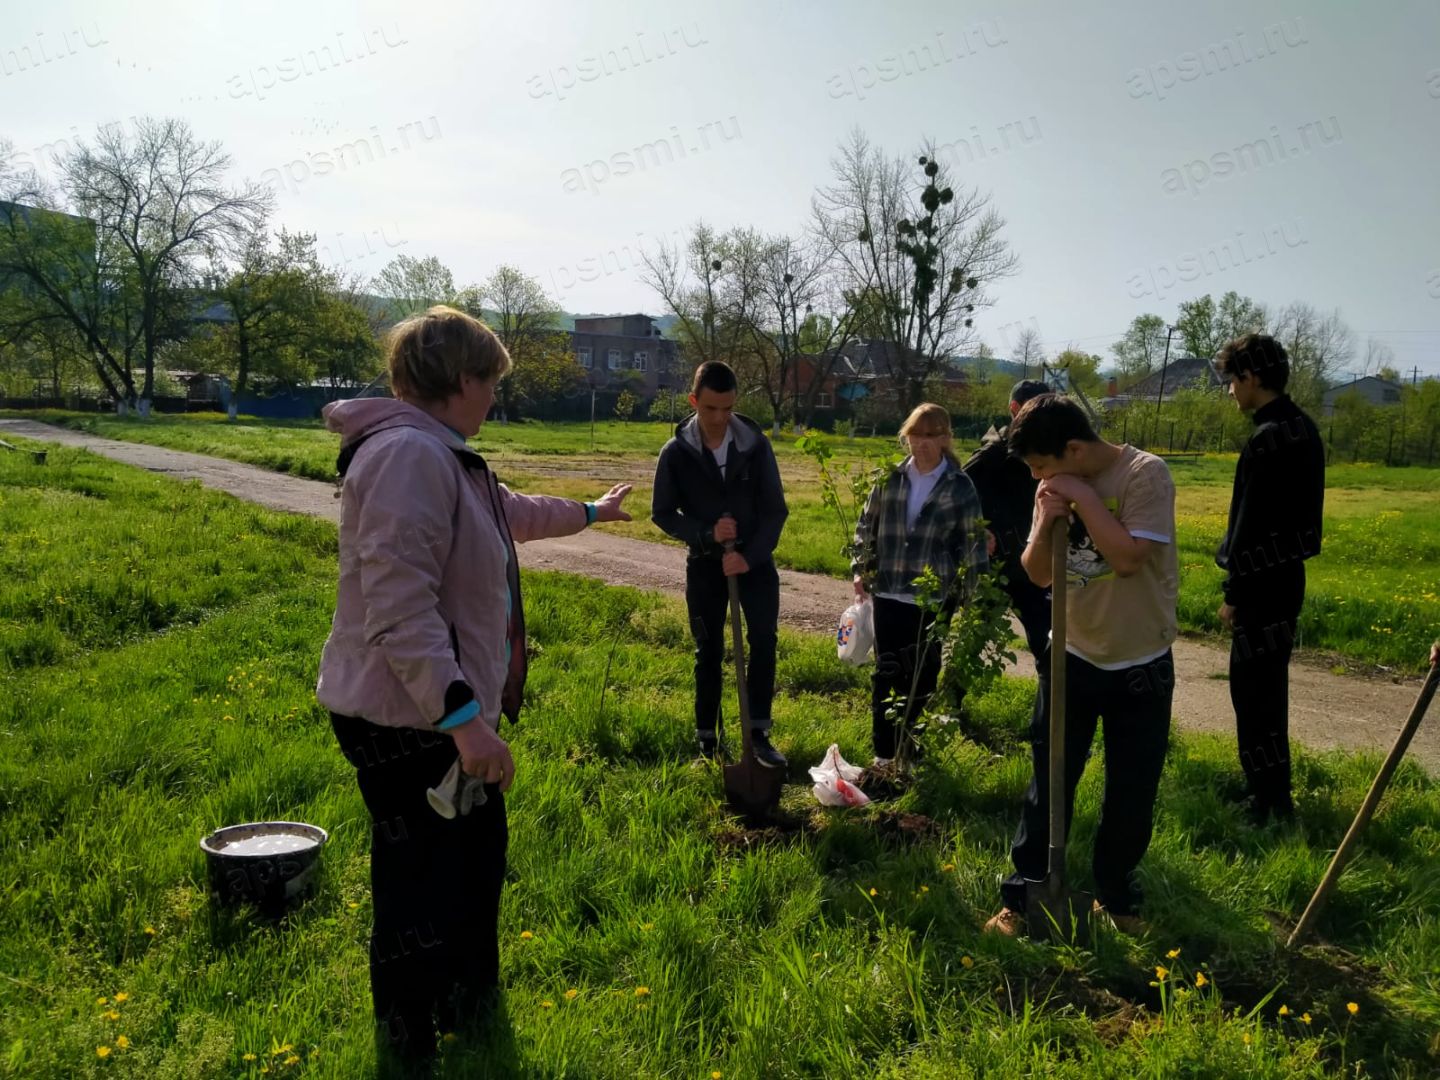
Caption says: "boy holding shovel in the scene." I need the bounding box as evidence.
[984,395,1178,937]
[652,361,789,767]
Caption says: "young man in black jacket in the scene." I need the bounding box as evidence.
[652,361,789,767]
[1214,333,1325,825]
[962,379,1054,663]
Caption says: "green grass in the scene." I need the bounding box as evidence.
[2,443,1439,1077]
[9,410,1440,673]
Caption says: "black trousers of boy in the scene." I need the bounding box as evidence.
[1230,564,1305,817]
[871,596,942,759]
[1000,649,1173,916]
[686,556,779,735]
[331,714,508,1064]
[1005,570,1052,673]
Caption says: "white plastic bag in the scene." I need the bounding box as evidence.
[810,743,871,807]
[836,598,874,665]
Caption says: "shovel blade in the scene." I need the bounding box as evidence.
[723,759,784,820]
[1025,880,1094,945]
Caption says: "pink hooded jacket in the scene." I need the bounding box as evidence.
[316,398,588,732]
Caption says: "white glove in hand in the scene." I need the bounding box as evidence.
[426,757,489,819]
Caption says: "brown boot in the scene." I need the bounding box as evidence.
[982,907,1025,937]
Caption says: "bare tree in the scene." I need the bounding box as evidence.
[639,222,752,374]
[812,129,1017,415]
[1269,302,1354,407]
[1012,324,1044,380]
[1360,337,1396,379]
[60,118,270,411]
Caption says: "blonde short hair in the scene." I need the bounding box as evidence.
[386,305,512,404]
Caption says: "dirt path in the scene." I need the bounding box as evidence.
[8,418,1436,774]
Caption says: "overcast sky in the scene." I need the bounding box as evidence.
[5,0,1439,375]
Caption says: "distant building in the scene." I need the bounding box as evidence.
[1101,357,1219,409]
[570,314,681,399]
[1321,375,1403,416]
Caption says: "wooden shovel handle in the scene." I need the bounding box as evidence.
[1288,653,1440,947]
[1047,516,1069,877]
[723,537,754,755]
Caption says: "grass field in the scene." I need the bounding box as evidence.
[13,410,1439,674]
[2,443,1439,1077]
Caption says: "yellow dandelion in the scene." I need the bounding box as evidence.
[564,988,578,1001]
[347,902,359,910]
[1166,948,1181,959]
[868,887,878,897]
[961,956,974,969]
[284,1056,300,1066]
[1195,972,1208,988]
[104,1009,120,1021]
[920,885,929,893]
[1278,1005,1290,1016]
[97,997,108,1005]
[941,863,955,872]
[713,1072,723,1079]
[96,1046,111,1058]
[115,1035,129,1049]
[273,1043,293,1056]
[243,1053,257,1061]
[112,993,128,1003]
[441,1033,457,1044]
[541,1000,553,1009]
[520,930,534,940]
[143,926,156,936]
[1154,966,1168,980]
[635,986,651,997]
[1347,1001,1359,1015]
[1242,1033,1252,1045]
[1301,1013,1312,1025]
[640,922,654,931]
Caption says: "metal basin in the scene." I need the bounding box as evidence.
[200,821,327,914]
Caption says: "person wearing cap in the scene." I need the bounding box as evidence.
[317,305,633,1070]
[961,379,1055,664]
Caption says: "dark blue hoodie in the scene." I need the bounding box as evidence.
[651,412,788,563]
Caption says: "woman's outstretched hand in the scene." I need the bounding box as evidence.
[593,483,634,523]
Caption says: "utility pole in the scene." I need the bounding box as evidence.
[1152,324,1176,444]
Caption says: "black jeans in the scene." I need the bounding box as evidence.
[686,556,779,734]
[1000,649,1174,916]
[1230,566,1305,814]
[871,596,942,759]
[331,715,508,1060]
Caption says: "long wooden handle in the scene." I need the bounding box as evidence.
[1047,516,1069,882]
[723,538,754,754]
[1288,656,1440,947]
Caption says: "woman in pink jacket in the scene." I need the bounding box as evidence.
[317,305,631,1069]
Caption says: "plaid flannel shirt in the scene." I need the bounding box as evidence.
[851,459,989,604]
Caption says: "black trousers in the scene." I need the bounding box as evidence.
[1005,570,1052,673]
[1000,649,1174,916]
[1230,566,1305,814]
[686,556,779,734]
[871,596,942,759]
[331,715,508,1059]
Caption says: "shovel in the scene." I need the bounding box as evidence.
[1026,516,1093,944]
[1287,645,1439,947]
[721,540,784,819]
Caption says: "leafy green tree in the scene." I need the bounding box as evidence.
[1112,314,1168,385]
[1175,291,1266,359]
[371,254,456,319]
[613,388,637,422]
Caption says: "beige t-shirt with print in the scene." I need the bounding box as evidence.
[1030,444,1179,669]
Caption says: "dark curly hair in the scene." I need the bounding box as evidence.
[1007,395,1099,459]
[1215,333,1289,393]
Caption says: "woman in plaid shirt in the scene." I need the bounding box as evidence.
[853,403,989,766]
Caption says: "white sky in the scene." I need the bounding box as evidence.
[5,0,1439,375]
